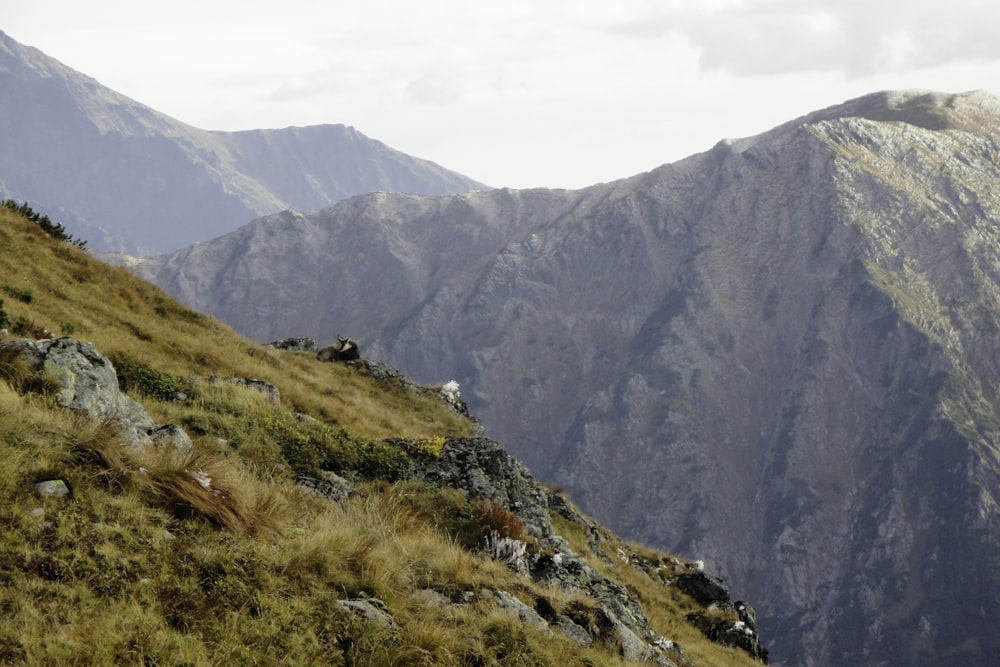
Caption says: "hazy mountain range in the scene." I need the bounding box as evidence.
[134,90,1000,666]
[0,30,485,254]
[2,28,998,667]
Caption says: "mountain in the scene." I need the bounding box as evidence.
[0,30,486,254]
[0,199,767,665]
[133,90,1000,666]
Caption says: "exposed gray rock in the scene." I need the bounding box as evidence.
[3,337,155,444]
[209,375,281,403]
[1,337,190,450]
[294,472,354,503]
[336,598,397,630]
[405,436,554,541]
[34,479,70,498]
[358,359,406,382]
[686,611,769,663]
[554,614,593,647]
[265,337,316,352]
[492,590,552,637]
[672,572,730,607]
[148,424,194,452]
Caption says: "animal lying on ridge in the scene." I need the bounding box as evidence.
[316,336,360,362]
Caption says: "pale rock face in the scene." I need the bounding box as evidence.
[133,90,1000,666]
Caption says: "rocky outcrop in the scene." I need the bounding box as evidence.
[1,337,191,450]
[404,435,765,663]
[407,437,555,542]
[265,337,316,352]
[675,572,768,663]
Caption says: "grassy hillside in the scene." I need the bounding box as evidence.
[0,205,761,666]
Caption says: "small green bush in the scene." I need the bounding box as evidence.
[10,316,50,339]
[109,353,195,402]
[272,416,409,481]
[11,287,32,304]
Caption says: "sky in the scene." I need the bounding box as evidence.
[6,0,1000,189]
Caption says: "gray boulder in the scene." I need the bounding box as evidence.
[209,375,281,404]
[336,597,397,630]
[1,337,190,450]
[265,337,316,352]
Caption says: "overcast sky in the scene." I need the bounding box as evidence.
[6,1,1000,189]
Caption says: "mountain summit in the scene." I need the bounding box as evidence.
[0,30,486,253]
[135,89,1000,666]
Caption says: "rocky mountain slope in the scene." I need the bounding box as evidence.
[0,30,485,254]
[0,202,764,666]
[134,90,1000,666]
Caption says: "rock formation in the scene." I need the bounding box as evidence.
[404,434,766,664]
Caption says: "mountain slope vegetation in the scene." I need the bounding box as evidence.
[0,205,762,665]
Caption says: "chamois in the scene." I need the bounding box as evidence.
[316,336,360,362]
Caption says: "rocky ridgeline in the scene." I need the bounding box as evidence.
[2,336,767,664]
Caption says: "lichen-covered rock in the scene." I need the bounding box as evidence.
[294,472,354,503]
[34,479,70,498]
[406,436,555,541]
[1,337,190,450]
[336,597,397,630]
[265,337,316,352]
[209,375,281,403]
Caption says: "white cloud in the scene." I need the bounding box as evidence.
[669,0,1000,76]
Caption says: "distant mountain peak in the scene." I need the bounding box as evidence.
[0,30,487,254]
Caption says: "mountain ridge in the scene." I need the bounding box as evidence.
[0,30,486,254]
[133,89,1000,666]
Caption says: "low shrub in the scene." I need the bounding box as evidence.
[109,353,195,402]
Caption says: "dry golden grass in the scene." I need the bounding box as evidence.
[0,205,472,443]
[0,207,762,666]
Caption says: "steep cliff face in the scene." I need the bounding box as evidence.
[0,31,485,253]
[134,90,1000,665]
